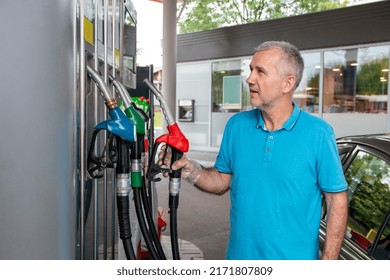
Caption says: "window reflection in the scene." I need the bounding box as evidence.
[124,3,136,72]
[294,52,321,113]
[210,44,389,115]
[241,58,253,111]
[211,60,243,112]
[344,151,390,253]
[372,220,390,260]
[324,45,389,113]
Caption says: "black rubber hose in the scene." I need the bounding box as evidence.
[115,137,136,260]
[117,195,136,260]
[170,148,183,179]
[134,188,161,260]
[169,195,180,260]
[141,176,166,259]
[169,148,183,260]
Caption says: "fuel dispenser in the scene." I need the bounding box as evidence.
[86,65,138,260]
[110,77,167,260]
[0,0,189,260]
[144,79,190,260]
[85,73,190,260]
[79,0,140,260]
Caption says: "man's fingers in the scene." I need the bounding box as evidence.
[171,156,189,170]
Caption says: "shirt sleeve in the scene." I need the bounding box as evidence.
[317,132,348,193]
[214,119,233,174]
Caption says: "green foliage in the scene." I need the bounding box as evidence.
[356,58,389,95]
[345,153,390,236]
[177,0,347,34]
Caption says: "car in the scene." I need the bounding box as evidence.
[319,134,390,260]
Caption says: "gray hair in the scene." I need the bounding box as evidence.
[255,41,304,89]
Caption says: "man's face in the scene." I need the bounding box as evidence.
[246,48,288,109]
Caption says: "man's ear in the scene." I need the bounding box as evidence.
[283,75,296,94]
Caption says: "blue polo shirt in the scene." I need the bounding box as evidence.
[214,104,347,260]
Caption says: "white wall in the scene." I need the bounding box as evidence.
[176,62,212,149]
[324,113,388,138]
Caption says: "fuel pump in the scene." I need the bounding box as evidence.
[143,79,189,260]
[110,77,166,260]
[86,65,137,260]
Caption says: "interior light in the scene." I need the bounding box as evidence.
[332,68,340,72]
[382,69,389,72]
[350,63,358,66]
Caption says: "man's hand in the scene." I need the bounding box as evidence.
[158,144,202,184]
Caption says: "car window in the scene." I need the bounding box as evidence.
[372,218,390,260]
[344,150,390,256]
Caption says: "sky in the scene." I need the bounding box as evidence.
[132,0,163,68]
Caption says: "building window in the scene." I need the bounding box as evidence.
[210,44,389,115]
[294,52,321,113]
[323,45,389,113]
[211,60,243,112]
[212,59,253,113]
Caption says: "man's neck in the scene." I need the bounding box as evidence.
[261,102,294,131]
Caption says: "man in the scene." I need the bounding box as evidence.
[165,41,348,259]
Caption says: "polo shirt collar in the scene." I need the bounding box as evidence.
[256,103,301,131]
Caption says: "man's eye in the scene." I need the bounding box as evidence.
[255,67,264,74]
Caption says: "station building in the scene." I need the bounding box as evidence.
[174,1,390,151]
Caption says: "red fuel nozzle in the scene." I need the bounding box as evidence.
[155,123,189,153]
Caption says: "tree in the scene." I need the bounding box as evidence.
[177,0,347,34]
[345,153,390,236]
[356,58,389,95]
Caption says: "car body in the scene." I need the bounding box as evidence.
[319,134,390,260]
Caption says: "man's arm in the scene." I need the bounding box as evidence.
[172,155,231,195]
[322,191,348,260]
[194,166,231,195]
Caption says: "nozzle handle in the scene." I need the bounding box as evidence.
[87,129,117,179]
[146,142,170,182]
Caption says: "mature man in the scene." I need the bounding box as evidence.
[167,41,348,260]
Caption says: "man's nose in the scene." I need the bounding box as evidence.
[246,72,254,85]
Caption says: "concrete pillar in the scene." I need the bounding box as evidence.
[162,0,177,131]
